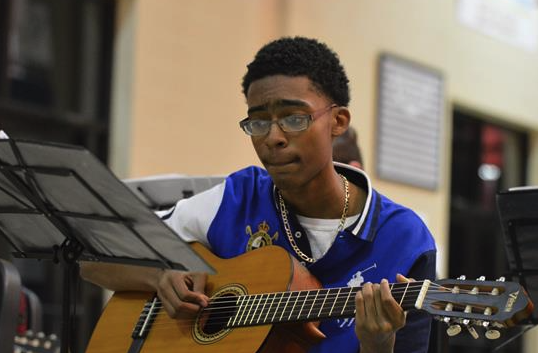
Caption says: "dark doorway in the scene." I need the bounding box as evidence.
[447,108,529,352]
[0,1,115,352]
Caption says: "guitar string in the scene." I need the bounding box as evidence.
[144,283,432,316]
[135,289,433,330]
[143,299,493,329]
[133,284,498,330]
[138,297,495,332]
[135,293,497,332]
[136,283,474,322]
[144,282,450,311]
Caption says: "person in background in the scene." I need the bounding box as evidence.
[332,126,363,169]
[80,36,436,353]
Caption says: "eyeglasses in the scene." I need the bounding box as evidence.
[239,104,337,136]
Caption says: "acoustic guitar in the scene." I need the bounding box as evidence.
[85,243,533,353]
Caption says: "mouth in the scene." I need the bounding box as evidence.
[264,157,300,172]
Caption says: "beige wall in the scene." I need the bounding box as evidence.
[109,1,538,348]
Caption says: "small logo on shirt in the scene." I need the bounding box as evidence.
[337,263,377,328]
[245,221,279,251]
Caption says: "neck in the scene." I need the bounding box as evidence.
[222,280,429,328]
[279,171,346,218]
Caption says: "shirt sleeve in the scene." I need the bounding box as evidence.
[394,249,437,353]
[158,181,226,247]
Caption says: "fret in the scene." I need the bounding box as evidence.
[289,291,308,321]
[247,294,262,325]
[278,292,293,322]
[262,293,278,324]
[307,289,320,319]
[233,295,247,326]
[398,282,410,307]
[341,287,355,316]
[240,294,256,326]
[285,291,301,321]
[317,289,330,318]
[270,292,286,323]
[390,283,400,305]
[256,294,271,324]
[297,291,310,320]
[328,288,342,317]
[229,295,245,327]
[388,282,422,311]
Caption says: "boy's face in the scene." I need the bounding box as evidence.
[245,75,338,191]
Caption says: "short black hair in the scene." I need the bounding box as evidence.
[242,37,350,106]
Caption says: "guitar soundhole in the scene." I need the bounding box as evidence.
[192,284,247,344]
[201,294,236,334]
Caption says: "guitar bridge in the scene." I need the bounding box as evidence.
[132,296,160,339]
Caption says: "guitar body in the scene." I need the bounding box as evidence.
[86,244,325,353]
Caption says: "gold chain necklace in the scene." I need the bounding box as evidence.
[277,174,349,263]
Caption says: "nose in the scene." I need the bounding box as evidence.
[263,121,288,148]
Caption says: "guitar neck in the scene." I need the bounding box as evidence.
[223,280,429,328]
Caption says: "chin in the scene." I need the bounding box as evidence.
[270,174,300,192]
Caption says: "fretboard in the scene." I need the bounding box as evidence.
[220,280,428,328]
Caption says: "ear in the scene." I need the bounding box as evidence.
[331,107,351,137]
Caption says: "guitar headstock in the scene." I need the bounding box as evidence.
[422,276,534,340]
[13,331,60,353]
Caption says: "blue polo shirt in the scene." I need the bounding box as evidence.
[163,164,437,352]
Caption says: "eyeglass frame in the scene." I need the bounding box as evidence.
[239,104,338,136]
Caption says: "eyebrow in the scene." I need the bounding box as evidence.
[247,99,310,115]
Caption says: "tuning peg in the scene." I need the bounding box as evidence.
[457,275,466,280]
[485,329,501,340]
[496,276,506,282]
[446,324,462,336]
[477,276,485,281]
[466,325,479,339]
[44,340,53,350]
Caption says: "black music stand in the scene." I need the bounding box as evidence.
[497,186,538,324]
[0,139,215,353]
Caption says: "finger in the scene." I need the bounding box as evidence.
[380,278,401,313]
[396,273,414,283]
[157,288,179,319]
[362,282,378,320]
[373,283,393,332]
[380,279,406,328]
[355,289,366,320]
[159,275,183,309]
[171,273,208,307]
[191,273,209,305]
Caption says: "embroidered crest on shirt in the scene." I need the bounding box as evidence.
[245,221,279,251]
[337,263,377,328]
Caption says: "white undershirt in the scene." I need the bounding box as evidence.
[296,213,361,260]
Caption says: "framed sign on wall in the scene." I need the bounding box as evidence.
[376,53,445,190]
